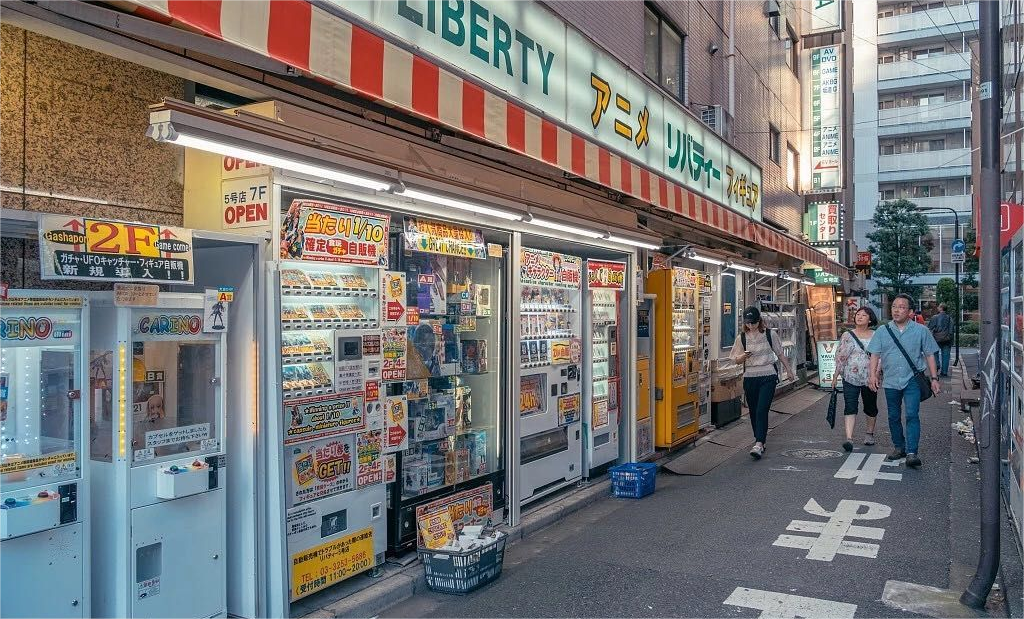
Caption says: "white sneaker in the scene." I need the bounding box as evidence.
[749,444,764,460]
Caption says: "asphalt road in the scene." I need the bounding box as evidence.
[385,380,1002,618]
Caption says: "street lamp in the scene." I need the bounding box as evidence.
[916,205,962,367]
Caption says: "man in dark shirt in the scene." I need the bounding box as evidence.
[926,303,954,377]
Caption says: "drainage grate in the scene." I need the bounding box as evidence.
[780,448,845,460]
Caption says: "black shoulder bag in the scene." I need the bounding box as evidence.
[884,324,933,402]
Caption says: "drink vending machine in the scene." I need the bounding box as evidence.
[518,248,584,503]
[583,260,627,474]
[89,292,227,618]
[1,292,90,618]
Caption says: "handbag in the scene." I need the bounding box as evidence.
[884,324,934,402]
[826,388,838,429]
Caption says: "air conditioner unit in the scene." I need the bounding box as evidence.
[764,0,782,17]
[700,105,733,139]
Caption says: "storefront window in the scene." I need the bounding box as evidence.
[721,270,737,350]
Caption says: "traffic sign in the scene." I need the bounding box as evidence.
[951,238,966,264]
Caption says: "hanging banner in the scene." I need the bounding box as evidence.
[284,394,365,445]
[807,45,843,191]
[403,218,487,259]
[39,215,194,284]
[286,434,355,507]
[520,248,583,289]
[280,199,389,267]
[586,260,627,290]
[804,202,842,244]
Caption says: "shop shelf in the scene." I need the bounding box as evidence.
[419,532,507,595]
[592,319,616,328]
[520,360,551,369]
[520,331,574,340]
[521,305,576,313]
[281,318,379,331]
[280,352,334,364]
[282,385,334,400]
[281,286,376,298]
[610,462,658,499]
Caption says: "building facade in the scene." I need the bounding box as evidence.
[852,0,978,309]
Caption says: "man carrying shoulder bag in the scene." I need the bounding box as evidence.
[926,303,954,377]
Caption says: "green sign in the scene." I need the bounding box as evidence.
[808,45,842,191]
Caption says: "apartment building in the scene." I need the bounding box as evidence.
[852,0,979,306]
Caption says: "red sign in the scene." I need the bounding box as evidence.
[855,251,871,267]
[364,380,380,402]
[586,260,627,290]
[1001,202,1024,249]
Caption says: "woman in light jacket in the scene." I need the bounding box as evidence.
[730,306,796,460]
[831,306,880,452]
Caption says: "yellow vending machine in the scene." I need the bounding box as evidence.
[646,267,702,448]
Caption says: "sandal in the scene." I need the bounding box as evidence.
[864,432,876,446]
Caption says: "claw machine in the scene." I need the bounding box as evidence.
[646,267,704,448]
[89,292,227,618]
[583,260,627,474]
[518,248,584,503]
[270,192,390,600]
[1,292,90,618]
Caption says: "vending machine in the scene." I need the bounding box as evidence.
[89,292,227,618]
[583,260,627,474]
[1,292,90,618]
[646,267,705,448]
[519,248,584,503]
[272,196,389,602]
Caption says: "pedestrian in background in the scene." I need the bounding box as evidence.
[731,306,796,460]
[867,294,941,469]
[926,303,954,377]
[832,306,880,452]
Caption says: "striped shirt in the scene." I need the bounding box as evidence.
[730,328,786,378]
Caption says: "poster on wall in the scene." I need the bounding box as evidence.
[404,218,487,259]
[808,45,843,191]
[520,248,583,289]
[557,393,582,426]
[284,394,365,445]
[289,527,374,601]
[221,175,270,230]
[381,328,407,381]
[280,199,389,267]
[356,429,384,487]
[286,434,355,507]
[38,215,194,284]
[586,260,627,290]
[383,394,409,453]
[816,340,840,385]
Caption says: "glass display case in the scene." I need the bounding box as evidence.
[584,259,627,473]
[758,301,807,386]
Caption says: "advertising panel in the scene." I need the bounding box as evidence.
[808,45,843,191]
[286,434,356,507]
[403,218,487,259]
[221,176,270,229]
[381,328,408,381]
[807,0,843,34]
[804,202,842,244]
[520,248,583,289]
[290,527,374,600]
[586,260,627,290]
[284,394,365,445]
[816,340,840,384]
[414,482,494,545]
[38,215,194,284]
[280,199,389,266]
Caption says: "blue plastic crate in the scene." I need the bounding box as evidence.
[609,462,658,498]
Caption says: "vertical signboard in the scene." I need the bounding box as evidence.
[808,46,842,191]
[807,0,843,35]
[804,202,843,244]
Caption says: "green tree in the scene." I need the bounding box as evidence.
[935,277,958,315]
[866,199,933,304]
[960,226,979,313]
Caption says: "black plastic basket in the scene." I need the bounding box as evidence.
[417,533,507,595]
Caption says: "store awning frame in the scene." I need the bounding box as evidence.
[116,0,847,278]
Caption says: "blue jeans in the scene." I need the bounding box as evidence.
[934,346,952,376]
[884,379,922,454]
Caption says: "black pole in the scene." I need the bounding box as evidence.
[960,0,1002,610]
[954,212,960,367]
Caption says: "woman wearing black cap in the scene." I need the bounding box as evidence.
[729,306,796,459]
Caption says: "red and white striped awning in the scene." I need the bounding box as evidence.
[119,0,846,277]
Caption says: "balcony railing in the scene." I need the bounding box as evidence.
[877,53,971,81]
[878,100,971,127]
[881,195,972,211]
[877,4,979,37]
[878,148,972,172]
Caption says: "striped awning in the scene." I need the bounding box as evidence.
[118,0,847,277]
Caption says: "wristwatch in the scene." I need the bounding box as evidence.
[930,375,939,381]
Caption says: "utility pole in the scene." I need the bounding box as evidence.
[961,0,1002,610]
[917,206,961,366]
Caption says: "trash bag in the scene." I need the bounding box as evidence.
[826,388,838,429]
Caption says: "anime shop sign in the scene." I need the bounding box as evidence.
[38,215,194,284]
[326,0,762,219]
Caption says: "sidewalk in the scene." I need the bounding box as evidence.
[381,378,1020,618]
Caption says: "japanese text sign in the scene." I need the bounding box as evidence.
[280,199,389,267]
[221,176,270,229]
[290,527,374,600]
[804,202,842,244]
[284,394,365,445]
[586,260,627,290]
[39,215,194,284]
[520,248,582,289]
[403,218,487,259]
[808,45,843,191]
[415,483,493,546]
[286,434,355,507]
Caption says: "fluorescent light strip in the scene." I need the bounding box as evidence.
[690,252,726,265]
[606,235,661,250]
[526,217,604,238]
[755,268,778,276]
[401,188,522,221]
[729,263,756,272]
[166,132,393,192]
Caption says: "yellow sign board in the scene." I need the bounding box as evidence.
[0,451,76,475]
[290,527,374,600]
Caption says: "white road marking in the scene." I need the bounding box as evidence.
[723,587,858,618]
[773,498,891,561]
[834,452,903,485]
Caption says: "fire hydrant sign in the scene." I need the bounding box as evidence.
[39,215,194,284]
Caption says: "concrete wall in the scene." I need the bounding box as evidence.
[0,25,186,289]
[544,0,806,233]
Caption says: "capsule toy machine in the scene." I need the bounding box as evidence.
[89,293,227,618]
[518,248,584,503]
[1,292,89,618]
[583,260,627,475]
[273,196,389,603]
